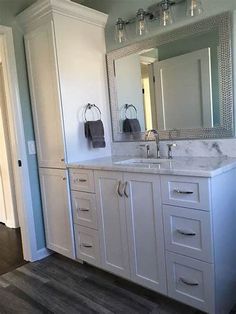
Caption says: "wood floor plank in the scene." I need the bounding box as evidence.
[0,254,207,314]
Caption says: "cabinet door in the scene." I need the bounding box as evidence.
[39,168,75,259]
[25,21,66,168]
[95,171,130,278]
[124,173,167,294]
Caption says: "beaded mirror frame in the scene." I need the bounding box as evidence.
[107,12,234,142]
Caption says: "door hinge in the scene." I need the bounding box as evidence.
[18,160,22,167]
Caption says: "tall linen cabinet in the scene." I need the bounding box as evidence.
[17,0,111,259]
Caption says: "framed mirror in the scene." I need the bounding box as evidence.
[107,12,234,142]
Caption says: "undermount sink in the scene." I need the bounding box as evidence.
[114,158,170,166]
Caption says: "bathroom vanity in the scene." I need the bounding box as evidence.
[68,157,236,314]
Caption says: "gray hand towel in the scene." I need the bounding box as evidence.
[84,120,106,148]
[123,118,141,133]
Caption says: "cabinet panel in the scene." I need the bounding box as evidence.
[74,225,100,267]
[95,171,130,278]
[70,169,95,193]
[161,175,210,210]
[72,191,97,229]
[39,168,75,259]
[166,252,214,313]
[163,205,213,262]
[124,173,167,293]
[25,22,66,168]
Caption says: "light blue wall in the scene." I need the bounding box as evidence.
[0,1,45,250]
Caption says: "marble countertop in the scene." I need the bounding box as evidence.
[67,156,236,177]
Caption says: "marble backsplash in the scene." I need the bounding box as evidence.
[111,139,236,158]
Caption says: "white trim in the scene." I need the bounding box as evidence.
[17,0,108,32]
[34,248,52,261]
[0,25,40,261]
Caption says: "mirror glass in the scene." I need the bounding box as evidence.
[107,13,234,141]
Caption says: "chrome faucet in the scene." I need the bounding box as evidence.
[146,129,161,159]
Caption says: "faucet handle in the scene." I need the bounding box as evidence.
[139,144,150,158]
[167,143,177,159]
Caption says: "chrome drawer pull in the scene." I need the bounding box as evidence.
[117,181,123,197]
[81,243,93,248]
[174,189,194,195]
[124,181,129,198]
[179,277,199,286]
[79,208,89,212]
[79,179,87,183]
[177,229,196,236]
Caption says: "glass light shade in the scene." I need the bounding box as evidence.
[136,9,149,36]
[115,18,127,44]
[186,0,204,17]
[160,5,174,27]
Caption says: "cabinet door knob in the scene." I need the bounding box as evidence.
[79,179,87,183]
[61,158,65,162]
[174,189,194,195]
[124,181,129,198]
[117,181,123,197]
[179,277,199,286]
[63,177,66,181]
[177,229,196,236]
[79,208,89,212]
[81,243,93,248]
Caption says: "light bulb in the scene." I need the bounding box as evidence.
[136,9,149,36]
[186,0,204,17]
[160,1,174,27]
[115,18,127,44]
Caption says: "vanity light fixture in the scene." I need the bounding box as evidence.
[136,8,149,36]
[160,0,174,27]
[115,0,204,43]
[186,0,204,17]
[115,18,127,44]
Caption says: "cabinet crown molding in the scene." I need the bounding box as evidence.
[17,0,108,31]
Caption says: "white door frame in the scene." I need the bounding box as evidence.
[0,25,46,261]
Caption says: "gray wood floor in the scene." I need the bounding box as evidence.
[0,253,231,314]
[0,223,26,275]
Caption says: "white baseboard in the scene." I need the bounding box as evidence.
[32,247,52,261]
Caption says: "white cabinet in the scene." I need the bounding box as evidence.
[95,171,130,278]
[39,168,75,259]
[94,170,167,294]
[18,0,111,260]
[19,0,111,167]
[24,21,66,169]
[70,166,236,314]
[124,173,166,293]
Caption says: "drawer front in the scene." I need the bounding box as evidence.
[161,176,210,210]
[72,191,97,229]
[74,225,100,267]
[166,252,214,313]
[163,206,213,262]
[70,169,95,192]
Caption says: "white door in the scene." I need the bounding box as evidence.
[124,172,167,294]
[95,170,130,278]
[25,22,66,168]
[154,48,213,130]
[39,168,75,259]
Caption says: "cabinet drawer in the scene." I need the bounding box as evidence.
[74,225,100,267]
[166,252,214,313]
[70,169,94,192]
[71,191,97,229]
[163,205,213,262]
[161,175,210,210]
